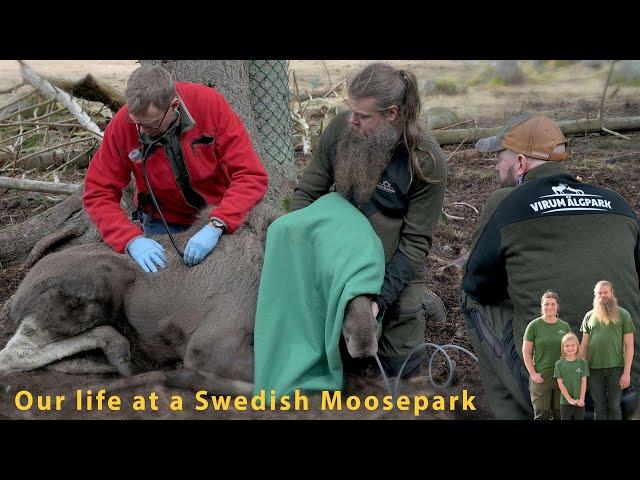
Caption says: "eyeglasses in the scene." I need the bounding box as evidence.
[128,103,172,131]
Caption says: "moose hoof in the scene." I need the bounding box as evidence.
[422,289,446,324]
[105,344,132,377]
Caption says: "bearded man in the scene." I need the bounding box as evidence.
[580,281,636,420]
[291,63,447,377]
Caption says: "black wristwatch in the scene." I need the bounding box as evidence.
[209,218,226,232]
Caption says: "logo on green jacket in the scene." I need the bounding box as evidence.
[529,183,612,214]
[376,180,396,194]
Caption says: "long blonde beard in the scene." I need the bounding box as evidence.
[335,122,398,207]
[592,296,620,325]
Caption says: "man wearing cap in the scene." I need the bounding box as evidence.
[461,113,640,419]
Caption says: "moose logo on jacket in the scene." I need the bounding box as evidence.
[529,183,613,215]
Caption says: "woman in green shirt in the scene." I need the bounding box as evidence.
[523,291,572,420]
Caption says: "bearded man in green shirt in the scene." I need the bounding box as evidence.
[580,280,635,420]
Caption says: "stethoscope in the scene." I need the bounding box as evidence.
[138,108,185,258]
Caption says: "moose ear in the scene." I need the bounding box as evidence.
[36,275,98,308]
[37,277,66,300]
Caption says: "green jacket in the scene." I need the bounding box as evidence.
[291,111,447,313]
[462,161,640,386]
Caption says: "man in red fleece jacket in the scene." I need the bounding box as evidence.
[84,65,268,272]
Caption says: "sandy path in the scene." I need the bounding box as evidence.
[0,60,138,91]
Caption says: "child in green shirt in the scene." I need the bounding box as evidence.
[554,332,589,420]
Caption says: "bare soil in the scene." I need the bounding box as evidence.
[1,61,639,420]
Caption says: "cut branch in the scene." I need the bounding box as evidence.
[0,120,80,128]
[599,60,617,123]
[44,141,97,177]
[1,107,68,126]
[0,175,80,195]
[446,202,479,214]
[446,136,470,162]
[601,126,631,140]
[0,137,93,171]
[0,126,46,147]
[433,119,474,131]
[322,61,333,90]
[436,251,469,275]
[443,211,465,221]
[0,97,54,122]
[322,79,345,98]
[18,61,103,141]
[291,110,311,154]
[0,88,38,114]
[0,82,26,95]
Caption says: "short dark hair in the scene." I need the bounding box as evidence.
[125,65,176,115]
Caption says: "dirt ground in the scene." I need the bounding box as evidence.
[1,60,639,421]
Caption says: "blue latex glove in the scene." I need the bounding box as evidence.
[183,224,222,266]
[127,236,167,273]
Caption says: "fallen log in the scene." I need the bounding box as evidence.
[0,145,92,171]
[48,74,125,113]
[432,116,640,145]
[0,176,80,195]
